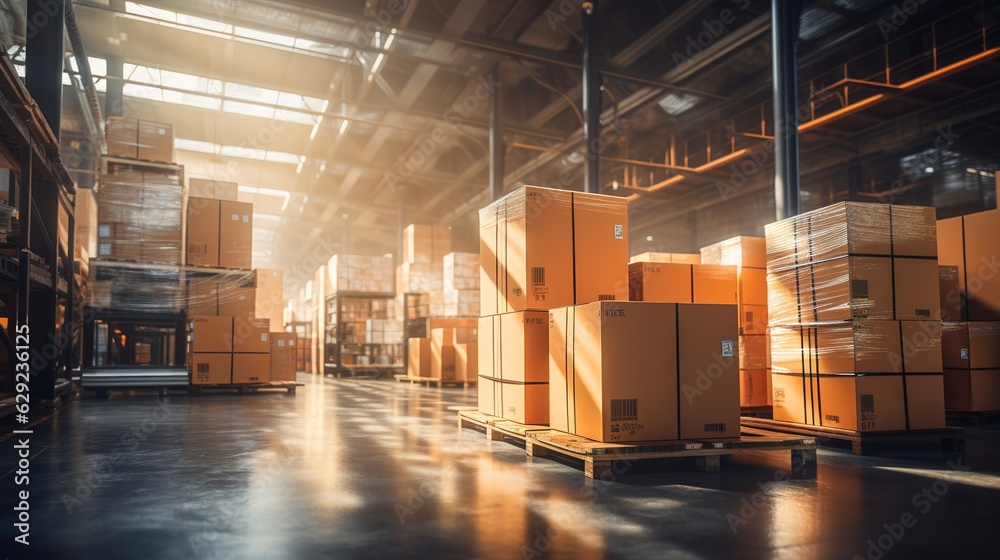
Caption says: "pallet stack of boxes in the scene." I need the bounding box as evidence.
[444,252,480,317]
[478,185,741,443]
[765,202,946,432]
[937,209,1000,412]
[699,237,772,410]
[398,224,451,317]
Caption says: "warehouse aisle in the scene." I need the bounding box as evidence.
[3,378,1000,559]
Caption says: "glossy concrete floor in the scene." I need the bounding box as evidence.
[1,374,999,559]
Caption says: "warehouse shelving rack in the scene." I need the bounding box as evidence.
[0,53,77,408]
[323,291,402,378]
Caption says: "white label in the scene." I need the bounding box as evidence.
[961,348,970,360]
[99,224,112,237]
[243,215,250,223]
[721,340,734,358]
[614,224,624,239]
[278,340,285,347]
[261,334,268,341]
[231,214,239,221]
[98,243,111,255]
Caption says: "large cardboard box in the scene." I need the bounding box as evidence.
[429,328,458,379]
[403,224,452,264]
[255,269,284,328]
[740,369,770,407]
[137,120,174,163]
[944,369,1000,411]
[741,304,769,335]
[942,322,1000,369]
[627,262,691,303]
[962,209,1000,320]
[677,304,741,439]
[187,280,219,316]
[189,178,238,201]
[700,236,766,268]
[233,317,270,353]
[899,320,943,373]
[939,266,963,322]
[771,372,818,425]
[572,191,630,304]
[270,333,297,382]
[233,353,270,384]
[692,264,738,304]
[814,320,902,374]
[499,312,548,382]
[499,381,549,424]
[906,374,946,429]
[817,374,906,432]
[218,286,255,318]
[808,256,895,322]
[190,353,232,385]
[936,215,965,318]
[505,187,574,311]
[106,117,139,158]
[890,205,937,258]
[219,200,253,269]
[478,376,496,415]
[549,302,680,443]
[190,316,233,353]
[479,201,505,317]
[893,257,940,320]
[186,197,220,267]
[408,338,431,377]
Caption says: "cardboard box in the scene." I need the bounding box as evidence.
[809,202,893,262]
[218,285,255,318]
[549,302,679,442]
[138,120,174,163]
[477,376,496,415]
[740,369,770,407]
[255,269,284,328]
[233,353,270,384]
[499,312,548,382]
[893,257,940,320]
[962,209,1000,320]
[107,117,139,158]
[505,187,574,311]
[741,304,768,335]
[936,215,965,317]
[700,236,766,268]
[189,316,233,353]
[219,200,253,269]
[572,191,630,305]
[627,262,692,303]
[677,303,740,439]
[479,200,505,316]
[429,329,458,380]
[455,343,477,382]
[906,374,946,429]
[941,322,1000,369]
[408,338,431,377]
[692,264,738,304]
[75,187,98,257]
[270,333,297,382]
[815,320,902,374]
[944,369,1000,411]
[809,256,895,322]
[739,334,769,370]
[233,317,270,353]
[190,353,232,385]
[431,327,477,347]
[499,381,549,424]
[899,320,943,373]
[186,197,220,267]
[890,205,937,258]
[939,265,963,322]
[818,374,906,432]
[189,178,238,201]
[738,267,768,306]
[771,372,817,425]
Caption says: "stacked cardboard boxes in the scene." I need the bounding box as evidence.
[186,196,253,269]
[397,225,451,317]
[627,262,738,305]
[365,319,404,345]
[270,332,298,382]
[407,317,478,377]
[937,208,1000,411]
[97,168,183,265]
[329,254,395,294]
[254,269,284,329]
[478,186,630,428]
[700,236,771,408]
[765,202,945,431]
[107,117,175,163]
[189,316,272,385]
[444,252,479,317]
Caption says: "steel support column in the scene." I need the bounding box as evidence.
[582,1,601,194]
[771,0,803,220]
[106,0,126,116]
[26,0,66,139]
[488,63,504,201]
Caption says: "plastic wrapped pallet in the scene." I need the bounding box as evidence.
[328,254,394,294]
[89,262,180,311]
[97,167,183,265]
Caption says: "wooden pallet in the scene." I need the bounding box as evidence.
[458,410,817,480]
[740,417,966,455]
[189,381,303,395]
[740,405,774,418]
[946,410,1000,427]
[394,374,476,388]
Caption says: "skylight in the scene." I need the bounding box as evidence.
[175,138,303,166]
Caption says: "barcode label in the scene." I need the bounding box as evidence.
[197,363,210,373]
[704,423,726,432]
[861,393,875,413]
[915,309,930,317]
[825,414,840,423]
[598,294,615,301]
[610,398,638,421]
[614,224,624,239]
[851,279,869,299]
[531,267,545,286]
